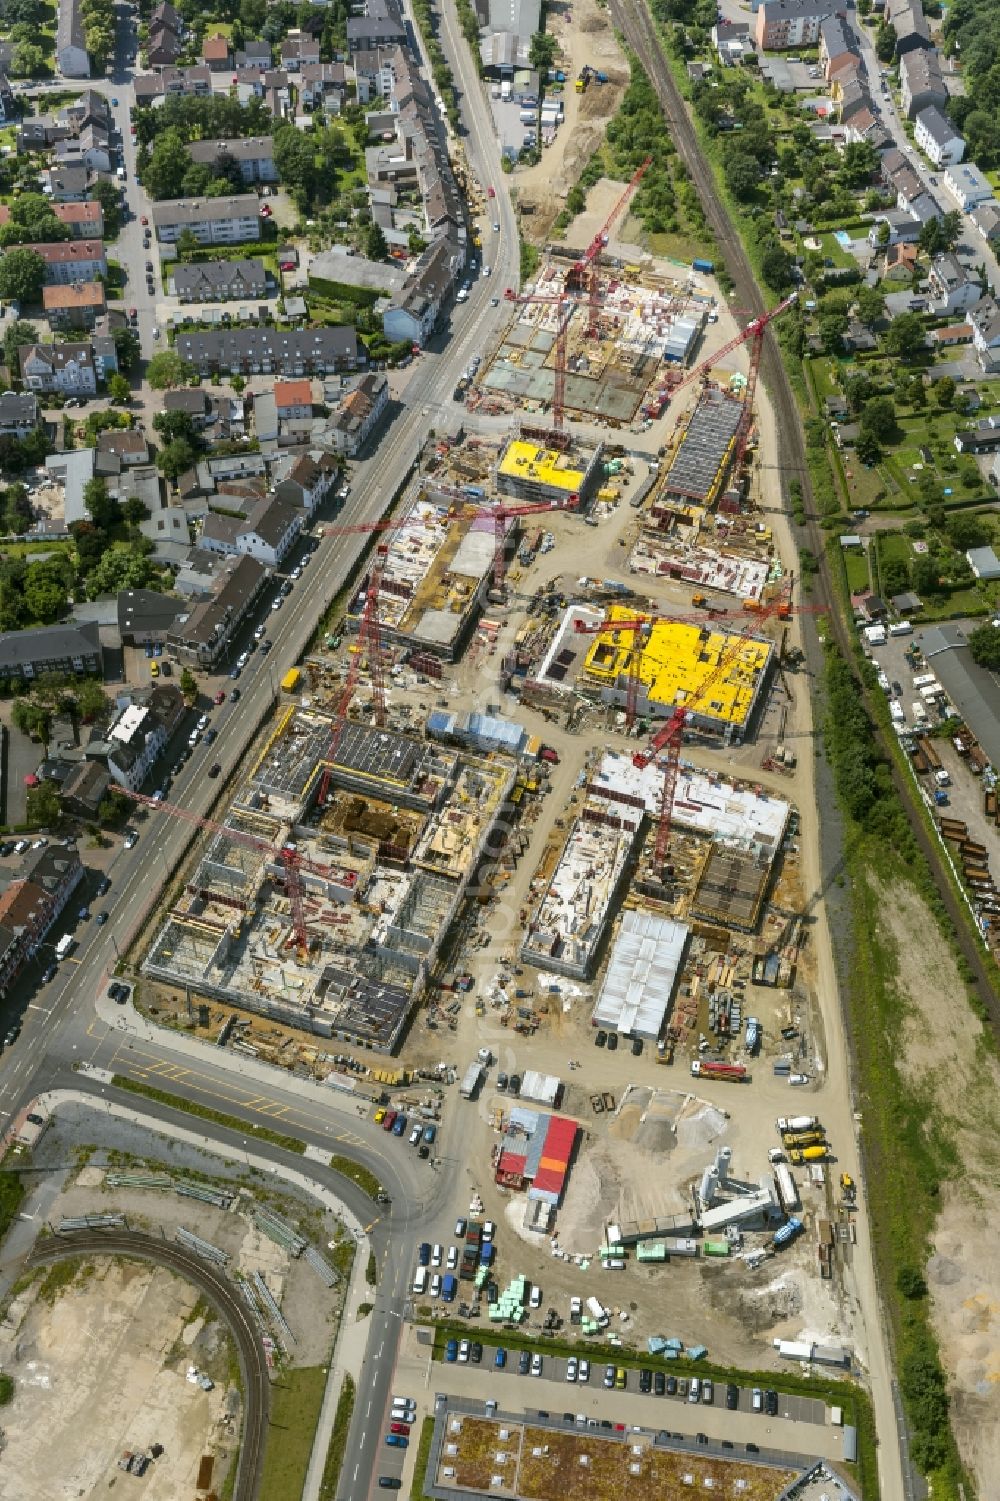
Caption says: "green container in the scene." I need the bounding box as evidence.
[703,1240,730,1257]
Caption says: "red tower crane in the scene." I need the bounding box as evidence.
[567,156,653,335]
[503,287,576,428]
[124,790,340,951]
[660,292,798,429]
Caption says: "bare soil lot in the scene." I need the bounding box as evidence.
[0,1258,234,1501]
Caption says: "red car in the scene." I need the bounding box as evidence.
[140,215,148,225]
[213,690,226,705]
[382,1110,397,1132]
[540,747,559,764]
[390,1423,410,1436]
[260,203,272,217]
[487,185,496,197]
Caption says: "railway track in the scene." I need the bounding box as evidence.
[607,0,1000,1017]
[27,1231,270,1501]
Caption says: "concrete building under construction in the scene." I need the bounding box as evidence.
[533,604,774,737]
[651,386,745,516]
[496,429,605,511]
[142,707,515,1050]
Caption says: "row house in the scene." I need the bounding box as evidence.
[174,326,361,377]
[326,372,390,456]
[198,497,302,568]
[167,554,270,669]
[914,105,964,167]
[899,48,946,120]
[42,281,107,331]
[272,451,340,515]
[168,257,268,302]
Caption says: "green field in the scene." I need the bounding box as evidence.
[843,546,870,593]
[258,1365,329,1501]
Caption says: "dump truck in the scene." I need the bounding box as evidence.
[691,1059,748,1083]
[460,1062,484,1099]
[781,1129,825,1150]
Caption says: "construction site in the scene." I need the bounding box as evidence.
[142,706,516,1049]
[530,603,775,734]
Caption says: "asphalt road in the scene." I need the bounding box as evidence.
[28,1228,271,1501]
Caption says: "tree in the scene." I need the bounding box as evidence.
[875,20,897,60]
[760,242,793,292]
[840,140,878,188]
[26,780,61,827]
[0,482,32,535]
[945,512,989,550]
[122,496,150,528]
[860,394,898,444]
[844,371,875,415]
[364,220,388,261]
[883,311,927,359]
[156,436,196,482]
[9,40,47,76]
[528,29,556,70]
[179,667,198,701]
[177,227,200,260]
[273,122,320,210]
[74,677,109,722]
[24,570,68,623]
[112,326,141,372]
[147,351,193,390]
[856,286,885,327]
[84,542,153,598]
[968,622,1000,671]
[3,318,38,371]
[91,179,122,237]
[854,429,882,465]
[0,247,46,305]
[723,152,760,202]
[933,375,956,409]
[153,409,199,445]
[108,373,131,404]
[143,128,194,202]
[911,553,946,595]
[84,475,121,531]
[820,310,849,354]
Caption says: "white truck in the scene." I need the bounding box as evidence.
[460,1062,484,1099]
[776,1115,818,1134]
[586,1296,609,1327]
[54,934,75,960]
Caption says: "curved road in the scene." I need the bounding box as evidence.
[27,1229,270,1501]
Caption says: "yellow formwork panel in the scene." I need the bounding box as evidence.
[498,439,585,493]
[583,607,769,727]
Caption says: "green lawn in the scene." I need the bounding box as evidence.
[259,1365,329,1501]
[804,356,841,404]
[817,230,856,269]
[843,546,870,593]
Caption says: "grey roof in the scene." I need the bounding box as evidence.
[899,47,944,95]
[920,622,1000,769]
[117,588,184,637]
[970,295,1000,344]
[175,325,359,367]
[0,621,100,672]
[820,15,857,58]
[151,194,260,227]
[887,0,929,43]
[57,0,86,56]
[759,0,837,21]
[931,252,970,291]
[170,258,267,297]
[346,14,406,42]
[916,105,960,148]
[0,392,39,425]
[308,248,404,295]
[201,512,243,546]
[187,136,274,165]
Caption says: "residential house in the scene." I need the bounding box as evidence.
[326,371,389,456]
[966,545,1000,580]
[886,0,930,55]
[942,161,995,212]
[884,241,919,279]
[186,136,277,184]
[899,48,946,119]
[167,553,269,668]
[346,11,406,53]
[237,498,301,567]
[0,393,40,439]
[54,128,111,175]
[838,77,874,125]
[0,621,101,680]
[162,387,245,441]
[151,196,262,245]
[927,254,982,315]
[45,165,90,202]
[42,281,106,331]
[134,64,212,102]
[298,62,348,112]
[953,417,1000,455]
[117,587,184,645]
[56,0,89,76]
[19,120,72,151]
[845,110,892,151]
[819,15,857,80]
[97,430,149,467]
[62,88,111,132]
[235,42,272,70]
[972,201,1000,245]
[914,106,965,167]
[202,32,232,70]
[53,200,104,238]
[147,1,182,66]
[91,333,118,382]
[274,378,314,421]
[969,295,1000,372]
[27,239,107,285]
[174,326,361,377]
[97,701,168,791]
[168,257,268,301]
[60,760,111,818]
[712,20,753,64]
[931,321,972,347]
[753,0,839,51]
[272,451,339,514]
[0,845,84,990]
[279,32,322,69]
[0,72,16,123]
[383,238,460,345]
[19,342,97,397]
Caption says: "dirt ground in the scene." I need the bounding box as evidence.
[513,0,628,242]
[880,881,1000,1492]
[0,1259,234,1501]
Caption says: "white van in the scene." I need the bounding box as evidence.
[412,1267,428,1295]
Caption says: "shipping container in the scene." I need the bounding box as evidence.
[702,1240,729,1257]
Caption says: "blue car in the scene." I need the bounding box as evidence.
[392,1114,407,1136]
[495,1348,507,1369]
[385,1434,408,1448]
[446,1339,458,1363]
[422,1125,436,1144]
